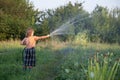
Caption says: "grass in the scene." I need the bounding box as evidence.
[86,53,119,80]
[0,40,120,80]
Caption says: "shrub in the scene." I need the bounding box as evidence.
[74,31,88,45]
[84,52,119,80]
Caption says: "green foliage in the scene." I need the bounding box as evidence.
[91,5,120,43]
[74,31,88,45]
[35,3,120,44]
[55,43,120,80]
[86,53,119,80]
[0,0,120,44]
[0,0,38,40]
[0,41,58,80]
[35,2,84,39]
[0,41,120,80]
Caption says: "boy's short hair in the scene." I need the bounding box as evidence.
[26,27,34,37]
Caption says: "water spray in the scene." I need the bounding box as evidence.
[49,14,91,37]
[49,21,74,36]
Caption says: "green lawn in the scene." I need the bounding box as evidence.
[0,40,120,80]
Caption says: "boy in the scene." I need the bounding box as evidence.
[21,28,50,70]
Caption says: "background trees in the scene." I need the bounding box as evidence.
[0,0,38,40]
[0,0,120,44]
[91,5,120,43]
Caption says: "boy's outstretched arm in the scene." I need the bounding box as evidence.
[35,34,50,40]
[39,35,50,39]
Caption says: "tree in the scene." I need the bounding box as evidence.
[0,0,38,40]
[91,5,120,43]
[35,1,86,40]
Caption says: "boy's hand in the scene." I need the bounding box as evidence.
[47,34,50,37]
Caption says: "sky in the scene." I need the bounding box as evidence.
[29,0,120,13]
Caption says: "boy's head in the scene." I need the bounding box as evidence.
[26,28,34,37]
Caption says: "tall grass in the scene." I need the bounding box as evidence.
[54,42,120,80]
[86,52,119,80]
[0,40,120,80]
[0,40,59,80]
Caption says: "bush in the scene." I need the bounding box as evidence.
[74,31,88,45]
[84,52,119,80]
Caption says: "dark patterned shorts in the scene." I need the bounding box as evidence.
[23,47,36,67]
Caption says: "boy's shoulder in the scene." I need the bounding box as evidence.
[33,36,39,41]
[28,36,36,38]
[30,36,37,40]
[33,36,38,38]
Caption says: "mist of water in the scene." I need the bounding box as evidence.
[50,21,75,36]
[49,15,91,37]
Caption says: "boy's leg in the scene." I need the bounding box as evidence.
[28,66,32,71]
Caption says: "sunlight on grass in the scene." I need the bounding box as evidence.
[0,40,120,80]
